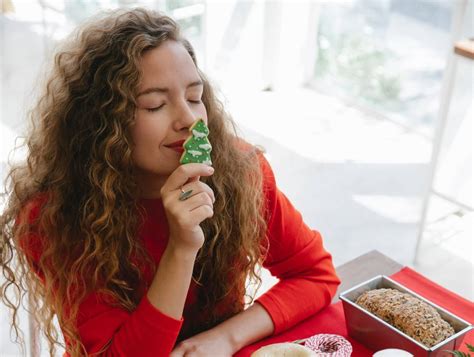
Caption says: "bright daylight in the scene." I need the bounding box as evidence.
[0,0,473,356]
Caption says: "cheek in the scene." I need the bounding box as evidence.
[131,115,164,157]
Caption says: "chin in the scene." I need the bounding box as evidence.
[156,163,180,176]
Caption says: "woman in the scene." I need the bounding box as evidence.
[0,8,340,357]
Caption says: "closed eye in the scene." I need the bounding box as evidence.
[146,104,165,112]
[188,99,202,104]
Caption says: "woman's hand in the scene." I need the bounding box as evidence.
[170,328,236,357]
[161,163,215,254]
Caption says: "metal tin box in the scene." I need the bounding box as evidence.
[339,275,473,356]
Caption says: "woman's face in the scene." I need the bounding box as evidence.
[132,40,208,181]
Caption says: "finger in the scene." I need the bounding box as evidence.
[163,164,213,193]
[189,205,214,221]
[181,181,215,203]
[181,192,213,212]
[187,175,200,183]
[175,195,213,225]
[171,341,193,357]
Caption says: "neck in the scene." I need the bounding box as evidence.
[136,170,167,199]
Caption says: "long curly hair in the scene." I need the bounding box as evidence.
[0,8,269,356]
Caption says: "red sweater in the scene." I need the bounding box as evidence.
[21,155,340,356]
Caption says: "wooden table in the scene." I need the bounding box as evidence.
[237,251,405,356]
[332,250,403,303]
[238,250,473,356]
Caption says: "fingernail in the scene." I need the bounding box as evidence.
[208,166,214,173]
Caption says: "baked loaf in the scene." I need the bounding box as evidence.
[251,343,316,357]
[356,288,455,347]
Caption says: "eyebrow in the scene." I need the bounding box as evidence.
[137,80,203,97]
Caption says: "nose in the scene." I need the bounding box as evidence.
[173,100,196,132]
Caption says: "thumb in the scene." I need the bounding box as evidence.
[187,176,201,183]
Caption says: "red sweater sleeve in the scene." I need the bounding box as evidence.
[255,155,341,335]
[75,292,183,356]
[18,197,183,357]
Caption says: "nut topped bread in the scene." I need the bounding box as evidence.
[355,288,455,347]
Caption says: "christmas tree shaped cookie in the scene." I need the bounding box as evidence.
[180,119,213,165]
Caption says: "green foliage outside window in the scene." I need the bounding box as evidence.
[315,31,401,107]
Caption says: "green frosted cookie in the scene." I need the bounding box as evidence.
[179,119,213,165]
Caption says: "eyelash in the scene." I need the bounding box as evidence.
[146,104,165,112]
[146,100,202,112]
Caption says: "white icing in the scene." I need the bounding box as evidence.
[198,143,212,151]
[192,129,207,138]
[188,150,202,157]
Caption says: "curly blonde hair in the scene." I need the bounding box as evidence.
[0,8,269,356]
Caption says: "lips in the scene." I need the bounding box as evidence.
[165,139,186,154]
[165,139,186,148]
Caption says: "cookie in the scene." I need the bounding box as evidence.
[179,118,212,165]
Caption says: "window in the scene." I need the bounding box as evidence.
[312,0,455,135]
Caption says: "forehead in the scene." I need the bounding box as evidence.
[138,40,200,89]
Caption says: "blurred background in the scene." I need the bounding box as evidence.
[1,0,473,355]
